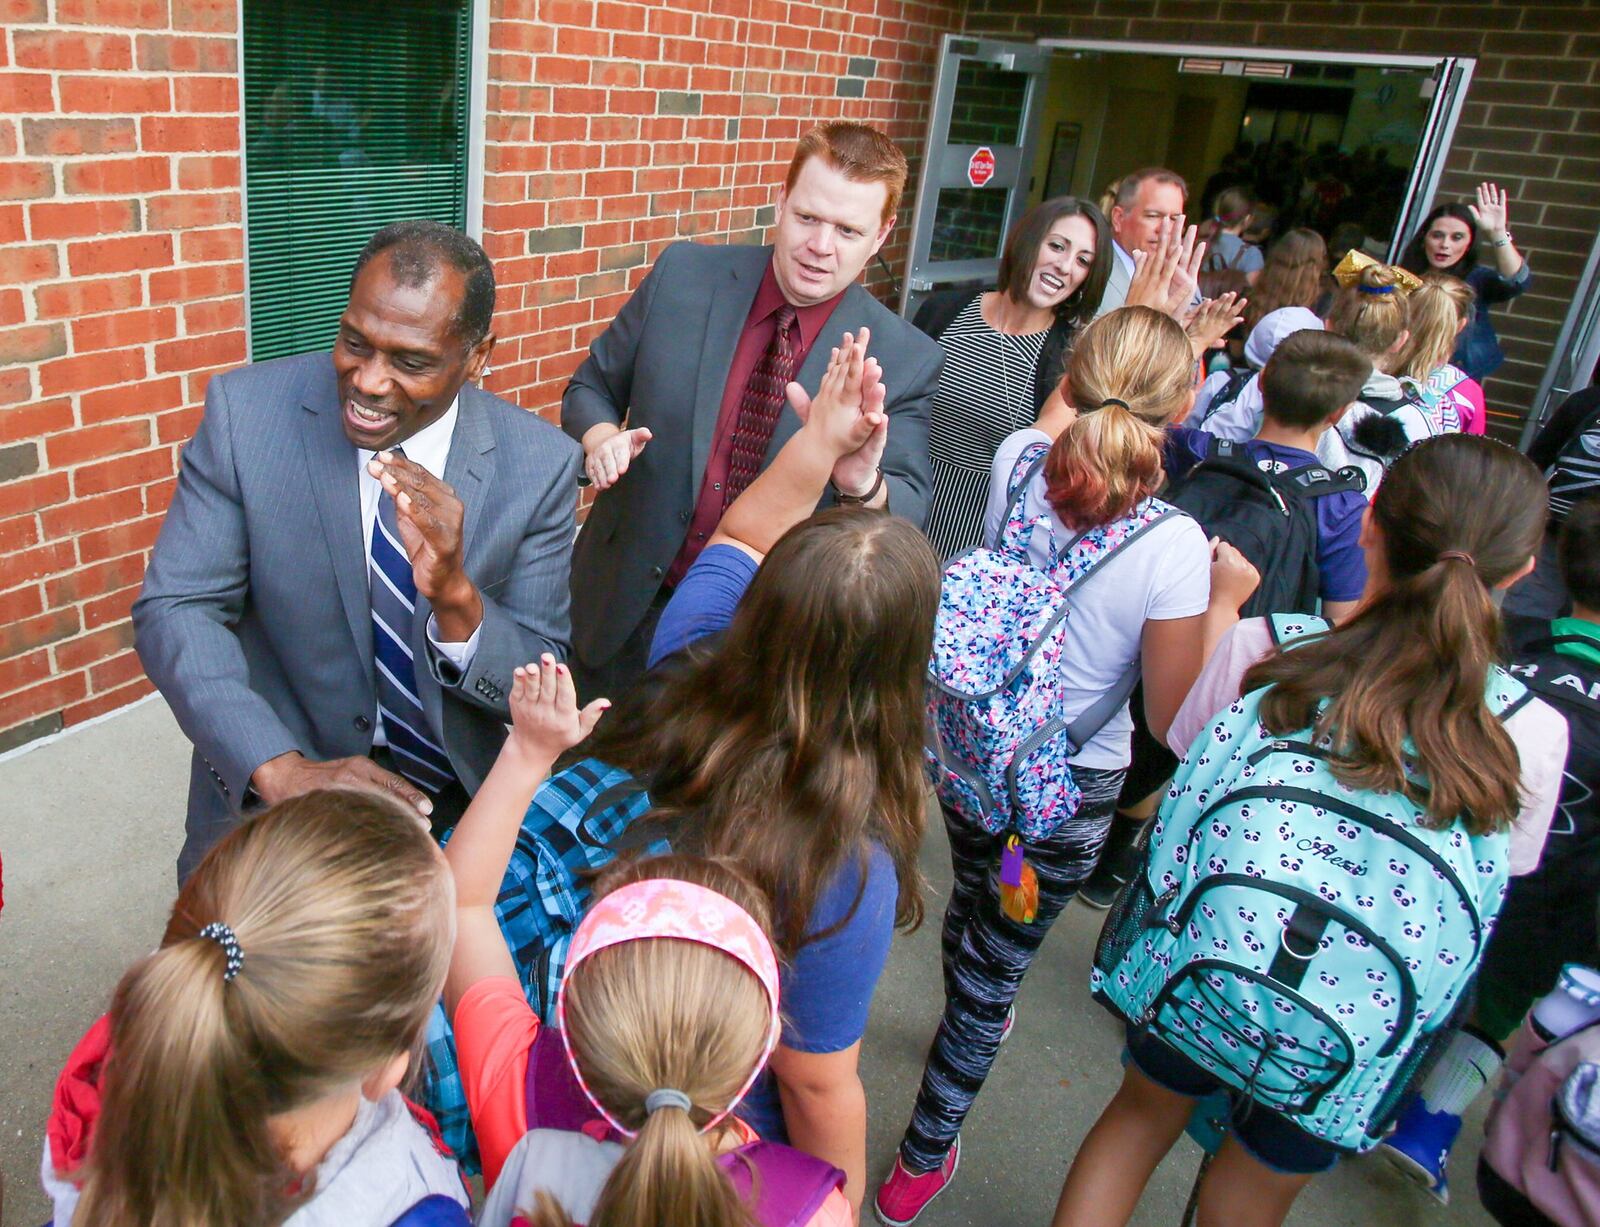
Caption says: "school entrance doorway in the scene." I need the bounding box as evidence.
[900,36,1474,319]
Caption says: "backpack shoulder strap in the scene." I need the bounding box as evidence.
[1282,462,1367,499]
[994,442,1053,555]
[721,1141,846,1227]
[388,1196,472,1227]
[1266,613,1332,647]
[1485,665,1533,722]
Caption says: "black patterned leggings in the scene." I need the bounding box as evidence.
[897,765,1126,1173]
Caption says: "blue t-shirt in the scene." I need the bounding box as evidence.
[1167,427,1368,604]
[646,544,900,1140]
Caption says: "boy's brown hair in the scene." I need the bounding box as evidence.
[1259,329,1373,431]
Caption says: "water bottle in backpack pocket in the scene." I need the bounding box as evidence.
[926,440,1179,922]
[1093,614,1528,1152]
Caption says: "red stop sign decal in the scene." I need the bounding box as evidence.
[967,146,996,188]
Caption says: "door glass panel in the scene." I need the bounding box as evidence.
[947,61,1029,146]
[928,188,1010,263]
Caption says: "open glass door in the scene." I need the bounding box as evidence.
[901,35,1050,319]
[1385,56,1474,263]
[1520,228,1600,450]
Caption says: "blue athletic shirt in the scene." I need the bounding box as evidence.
[647,543,900,1141]
[1166,426,1368,604]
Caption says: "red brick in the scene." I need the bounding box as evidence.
[182,294,243,334]
[88,647,146,691]
[64,675,154,725]
[33,274,143,320]
[140,115,238,153]
[154,330,244,374]
[58,74,171,113]
[148,261,242,302]
[2,672,88,725]
[45,420,153,469]
[0,72,54,112]
[0,205,22,244]
[135,32,236,72]
[28,198,140,240]
[0,604,76,658]
[0,513,39,552]
[0,540,76,590]
[0,397,71,444]
[80,376,183,424]
[38,346,147,397]
[536,56,591,84]
[143,476,175,514]
[40,487,144,539]
[76,513,161,565]
[172,74,237,112]
[185,362,232,403]
[146,191,239,230]
[62,154,170,195]
[0,583,43,626]
[0,122,13,158]
[175,154,239,190]
[57,0,168,26]
[54,620,134,672]
[72,306,177,352]
[0,648,51,696]
[66,232,173,276]
[21,117,137,157]
[0,472,68,519]
[0,244,59,283]
[0,160,54,199]
[43,551,143,605]
[13,30,134,71]
[83,582,138,628]
[72,446,171,496]
[156,403,203,443]
[172,0,234,30]
[0,323,66,364]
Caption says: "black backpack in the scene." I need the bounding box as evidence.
[1165,439,1366,618]
[1546,402,1600,522]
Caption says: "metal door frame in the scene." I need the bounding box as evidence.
[900,34,1052,315]
[1521,228,1600,449]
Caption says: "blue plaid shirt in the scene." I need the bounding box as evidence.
[422,757,666,1172]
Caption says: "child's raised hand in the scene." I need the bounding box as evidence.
[507,654,609,766]
[1186,293,1246,357]
[1208,537,1261,612]
[788,327,886,459]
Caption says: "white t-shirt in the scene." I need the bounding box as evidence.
[1167,618,1568,876]
[983,429,1212,770]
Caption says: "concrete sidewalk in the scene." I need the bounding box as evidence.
[0,699,1488,1226]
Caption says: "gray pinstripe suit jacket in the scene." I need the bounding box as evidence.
[133,352,580,880]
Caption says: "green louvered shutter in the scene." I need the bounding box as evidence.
[242,0,472,362]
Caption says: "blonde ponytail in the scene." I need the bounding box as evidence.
[1327,263,1410,369]
[1045,305,1191,528]
[72,792,453,1227]
[1396,273,1475,381]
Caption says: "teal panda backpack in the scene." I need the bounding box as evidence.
[1093,614,1529,1152]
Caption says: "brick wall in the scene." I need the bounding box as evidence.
[0,0,957,752]
[959,0,1600,441]
[0,0,245,753]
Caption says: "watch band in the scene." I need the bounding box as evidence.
[833,468,884,506]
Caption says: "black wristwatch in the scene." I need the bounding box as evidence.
[832,468,885,506]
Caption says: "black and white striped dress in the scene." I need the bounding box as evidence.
[925,297,1051,559]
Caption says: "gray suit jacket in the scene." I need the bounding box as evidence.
[133,353,581,879]
[561,241,943,668]
[1093,247,1133,319]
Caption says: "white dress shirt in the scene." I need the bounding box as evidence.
[358,396,479,747]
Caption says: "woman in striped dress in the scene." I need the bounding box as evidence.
[913,197,1113,558]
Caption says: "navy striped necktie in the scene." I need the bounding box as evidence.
[369,451,455,792]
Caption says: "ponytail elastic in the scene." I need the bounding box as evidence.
[1438,550,1477,569]
[1358,284,1396,295]
[644,1088,692,1115]
[1098,397,1131,411]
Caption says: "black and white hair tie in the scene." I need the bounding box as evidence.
[198,921,244,982]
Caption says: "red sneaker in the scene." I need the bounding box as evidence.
[873,1136,961,1226]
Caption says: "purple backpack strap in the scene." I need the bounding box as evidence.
[524,1025,609,1135]
[719,1141,846,1227]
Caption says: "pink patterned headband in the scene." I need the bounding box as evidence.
[556,877,782,1139]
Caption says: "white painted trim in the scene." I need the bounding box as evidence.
[465,0,490,241]
[1036,38,1442,71]
[0,692,163,768]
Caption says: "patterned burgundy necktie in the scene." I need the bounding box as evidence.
[723,304,800,509]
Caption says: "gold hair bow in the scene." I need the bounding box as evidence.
[1331,250,1423,296]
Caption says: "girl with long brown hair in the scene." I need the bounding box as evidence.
[1243,227,1327,335]
[42,794,465,1227]
[875,306,1256,1225]
[441,655,851,1227]
[1056,434,1568,1227]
